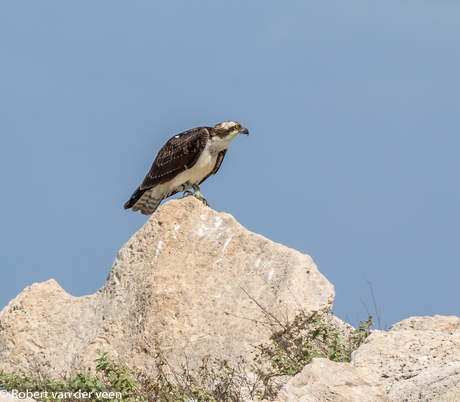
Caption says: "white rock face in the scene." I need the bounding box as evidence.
[262,315,460,402]
[351,315,460,401]
[2,196,458,401]
[0,197,334,377]
[273,358,388,402]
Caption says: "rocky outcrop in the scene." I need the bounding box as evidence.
[0,196,334,377]
[272,358,388,402]
[1,197,459,401]
[351,315,460,401]
[263,315,460,402]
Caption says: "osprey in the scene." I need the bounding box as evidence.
[124,121,249,215]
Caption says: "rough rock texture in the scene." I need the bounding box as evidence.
[351,315,460,401]
[0,197,334,377]
[260,315,460,402]
[273,358,388,402]
[3,196,458,401]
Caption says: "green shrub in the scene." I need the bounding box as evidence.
[262,313,373,377]
[0,350,146,402]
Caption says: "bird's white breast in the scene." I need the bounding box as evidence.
[159,136,235,196]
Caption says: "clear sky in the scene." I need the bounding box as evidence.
[1,1,459,329]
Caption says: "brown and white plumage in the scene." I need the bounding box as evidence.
[124,121,249,215]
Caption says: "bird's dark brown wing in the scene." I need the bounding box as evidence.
[198,149,227,185]
[140,127,210,189]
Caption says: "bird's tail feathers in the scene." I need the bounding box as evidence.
[124,186,146,210]
[132,189,164,215]
[140,195,163,215]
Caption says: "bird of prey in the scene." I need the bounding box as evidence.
[124,121,249,215]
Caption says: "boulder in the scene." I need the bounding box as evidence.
[2,197,460,401]
[0,197,334,377]
[260,315,460,402]
[273,357,388,402]
[351,315,460,401]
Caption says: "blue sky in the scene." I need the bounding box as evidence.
[1,1,459,329]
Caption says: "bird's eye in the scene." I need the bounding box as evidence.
[235,124,241,130]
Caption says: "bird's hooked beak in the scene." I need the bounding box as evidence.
[239,126,249,136]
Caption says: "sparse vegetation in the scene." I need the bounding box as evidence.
[0,350,146,402]
[0,313,372,402]
[260,313,373,377]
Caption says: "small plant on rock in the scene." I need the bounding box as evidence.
[262,313,372,377]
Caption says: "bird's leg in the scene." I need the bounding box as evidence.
[179,182,193,196]
[181,183,209,206]
[191,184,209,207]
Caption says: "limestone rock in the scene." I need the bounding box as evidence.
[273,358,388,402]
[2,196,459,401]
[0,197,334,377]
[262,315,460,402]
[351,315,460,401]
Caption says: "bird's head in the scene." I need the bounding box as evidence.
[214,121,249,138]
